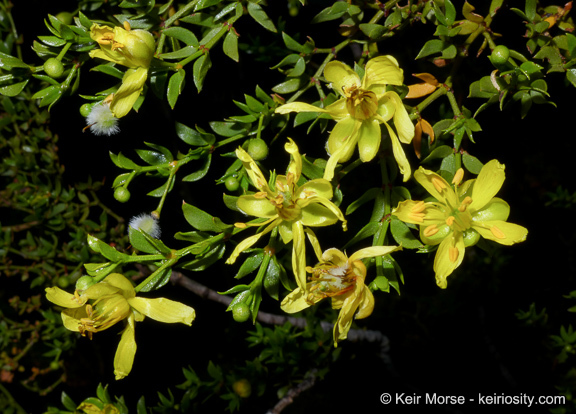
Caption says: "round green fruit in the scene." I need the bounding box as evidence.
[491,45,510,66]
[44,58,64,79]
[55,12,74,25]
[225,176,240,192]
[114,187,131,203]
[247,138,269,161]
[232,303,251,322]
[80,103,94,117]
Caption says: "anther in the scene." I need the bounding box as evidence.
[431,176,447,192]
[490,226,506,239]
[452,168,464,186]
[445,216,455,226]
[423,224,439,237]
[449,246,459,262]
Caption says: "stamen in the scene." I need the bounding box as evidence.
[123,21,132,31]
[254,191,267,199]
[234,222,247,229]
[431,176,447,193]
[445,216,455,226]
[448,246,459,263]
[458,196,473,212]
[452,168,464,186]
[423,224,439,237]
[411,201,426,213]
[408,201,426,223]
[490,226,506,239]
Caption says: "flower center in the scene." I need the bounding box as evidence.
[268,173,302,222]
[344,86,378,120]
[307,262,355,302]
[78,295,131,338]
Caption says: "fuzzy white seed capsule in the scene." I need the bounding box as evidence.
[85,103,120,136]
[128,213,161,238]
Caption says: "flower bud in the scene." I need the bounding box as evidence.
[232,379,252,398]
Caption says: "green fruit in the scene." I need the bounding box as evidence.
[114,187,131,203]
[80,103,94,117]
[55,12,74,25]
[57,277,70,289]
[49,361,60,371]
[247,138,269,161]
[490,45,510,66]
[232,303,251,322]
[44,58,64,79]
[75,275,96,292]
[225,176,240,192]
[232,379,252,398]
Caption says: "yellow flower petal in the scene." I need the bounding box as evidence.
[433,233,465,288]
[275,102,328,115]
[127,297,195,325]
[324,61,361,97]
[110,67,148,118]
[292,221,307,289]
[469,160,505,211]
[384,122,411,182]
[101,273,136,299]
[389,93,415,144]
[114,315,136,380]
[225,219,279,264]
[285,138,302,181]
[472,220,528,246]
[355,286,375,319]
[348,245,402,262]
[61,307,88,332]
[414,167,458,207]
[320,248,348,267]
[236,146,271,194]
[280,286,315,313]
[357,118,382,162]
[363,55,404,88]
[45,286,87,308]
[237,195,277,218]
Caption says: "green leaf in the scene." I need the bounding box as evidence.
[138,267,172,292]
[110,151,140,170]
[167,68,185,109]
[61,391,77,411]
[195,0,223,11]
[346,187,381,215]
[462,153,483,174]
[181,244,226,271]
[209,121,248,137]
[390,217,423,249]
[282,32,305,53]
[182,202,231,232]
[128,227,165,254]
[272,77,305,94]
[183,153,212,182]
[359,24,386,40]
[223,31,239,62]
[421,145,454,164]
[176,122,215,146]
[193,53,211,93]
[416,39,447,59]
[311,2,348,23]
[0,52,29,69]
[236,251,264,279]
[0,80,29,97]
[247,2,277,33]
[163,27,199,47]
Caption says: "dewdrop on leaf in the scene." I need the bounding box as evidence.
[129,213,161,238]
[85,102,120,136]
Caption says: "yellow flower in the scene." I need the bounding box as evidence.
[392,160,528,288]
[281,245,401,344]
[89,23,155,118]
[45,273,195,380]
[276,56,414,181]
[226,138,347,289]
